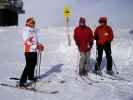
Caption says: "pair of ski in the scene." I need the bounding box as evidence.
[100,72,131,82]
[79,75,99,85]
[0,78,59,94]
[79,72,131,85]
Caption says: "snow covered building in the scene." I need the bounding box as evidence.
[0,0,25,26]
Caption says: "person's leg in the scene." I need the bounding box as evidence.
[79,52,86,75]
[95,45,103,71]
[19,53,30,85]
[85,51,90,72]
[104,42,113,72]
[28,52,37,81]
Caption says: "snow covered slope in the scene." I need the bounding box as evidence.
[0,26,133,100]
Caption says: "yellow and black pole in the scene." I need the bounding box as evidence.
[64,5,72,46]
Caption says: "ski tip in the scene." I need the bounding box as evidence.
[0,83,8,86]
[48,80,52,83]
[60,80,66,84]
[51,91,59,94]
[101,78,104,80]
[10,78,20,80]
[89,83,93,85]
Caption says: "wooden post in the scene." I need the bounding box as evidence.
[65,16,71,46]
[64,5,71,46]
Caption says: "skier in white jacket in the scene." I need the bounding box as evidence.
[19,17,44,87]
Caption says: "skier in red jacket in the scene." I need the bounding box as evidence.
[74,17,93,76]
[94,17,114,75]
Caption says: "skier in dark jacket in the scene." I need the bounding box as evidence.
[74,17,94,76]
[94,17,114,75]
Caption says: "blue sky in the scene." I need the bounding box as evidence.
[19,0,133,29]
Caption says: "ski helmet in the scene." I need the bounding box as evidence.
[99,16,107,24]
[79,17,86,25]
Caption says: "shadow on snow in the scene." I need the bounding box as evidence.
[36,64,64,79]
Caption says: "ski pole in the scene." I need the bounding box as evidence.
[38,52,42,79]
[36,52,41,80]
[95,48,104,81]
[34,52,42,88]
[35,53,39,79]
[75,49,80,80]
[34,52,39,88]
[112,58,119,74]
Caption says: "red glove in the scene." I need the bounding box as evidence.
[37,43,44,52]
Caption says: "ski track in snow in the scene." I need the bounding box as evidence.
[0,26,133,100]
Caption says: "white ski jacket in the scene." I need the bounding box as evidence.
[23,26,39,52]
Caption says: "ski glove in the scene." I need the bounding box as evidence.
[95,35,99,40]
[37,43,44,52]
[76,42,80,48]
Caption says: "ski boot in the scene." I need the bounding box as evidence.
[93,70,102,76]
[17,82,27,89]
[106,70,115,76]
[79,68,88,76]
[28,77,39,82]
[82,69,88,76]
[79,70,84,76]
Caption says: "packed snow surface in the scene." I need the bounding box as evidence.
[0,26,133,100]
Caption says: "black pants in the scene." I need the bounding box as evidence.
[95,42,113,71]
[20,52,37,84]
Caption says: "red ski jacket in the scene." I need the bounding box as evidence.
[94,25,114,45]
[74,26,93,52]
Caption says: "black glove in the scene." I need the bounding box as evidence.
[105,41,111,46]
[89,42,93,49]
[76,42,80,49]
[95,35,99,40]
